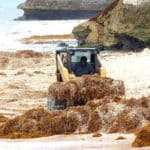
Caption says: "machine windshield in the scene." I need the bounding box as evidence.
[71,51,91,63]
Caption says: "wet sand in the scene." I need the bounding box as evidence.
[0,132,150,150]
[0,50,56,118]
[0,49,150,118]
[0,48,149,149]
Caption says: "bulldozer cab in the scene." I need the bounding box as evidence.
[56,48,104,82]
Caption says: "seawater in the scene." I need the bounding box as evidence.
[0,0,85,51]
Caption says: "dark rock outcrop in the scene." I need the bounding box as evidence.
[17,0,112,20]
[73,0,150,50]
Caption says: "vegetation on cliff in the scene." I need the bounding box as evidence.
[73,25,91,45]
[73,0,150,50]
[18,0,111,10]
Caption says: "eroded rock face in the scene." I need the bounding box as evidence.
[73,0,150,50]
[17,0,112,20]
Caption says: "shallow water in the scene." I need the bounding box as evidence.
[0,20,86,51]
[0,0,86,51]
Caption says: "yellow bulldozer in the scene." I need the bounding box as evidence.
[55,47,106,82]
[47,48,107,110]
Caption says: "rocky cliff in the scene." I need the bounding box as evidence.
[73,0,150,50]
[17,0,112,20]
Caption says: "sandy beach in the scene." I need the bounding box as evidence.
[0,133,142,150]
[0,51,55,118]
[0,48,149,118]
[0,0,149,149]
[0,46,149,150]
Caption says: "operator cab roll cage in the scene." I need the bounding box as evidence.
[56,48,102,74]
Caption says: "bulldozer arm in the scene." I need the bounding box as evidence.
[56,55,75,82]
[56,55,69,82]
[96,54,106,77]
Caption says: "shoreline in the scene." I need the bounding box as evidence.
[0,20,85,51]
[0,133,136,150]
[20,34,75,45]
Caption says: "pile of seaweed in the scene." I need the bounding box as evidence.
[132,124,150,147]
[0,115,9,124]
[48,75,125,105]
[0,95,149,138]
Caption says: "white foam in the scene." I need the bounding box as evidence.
[0,20,85,51]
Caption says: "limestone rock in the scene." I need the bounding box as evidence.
[73,0,150,50]
[17,0,112,20]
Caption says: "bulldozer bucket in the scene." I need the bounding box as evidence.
[47,98,67,110]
